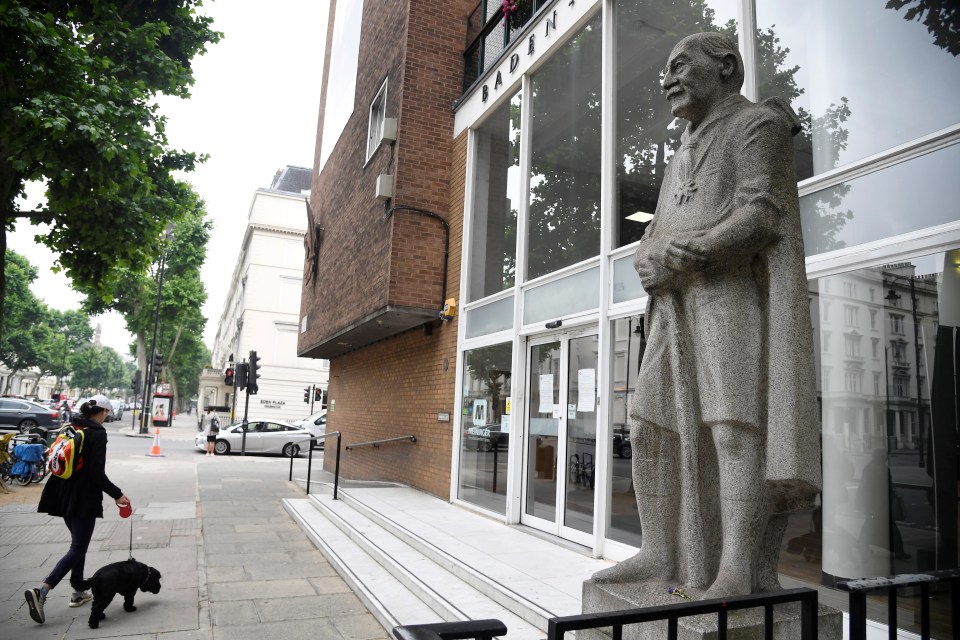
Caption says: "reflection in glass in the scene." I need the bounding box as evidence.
[459,343,513,514]
[757,0,960,180]
[780,250,959,637]
[470,92,521,302]
[608,316,645,547]
[527,15,602,280]
[799,143,960,256]
[564,334,598,535]
[615,0,737,248]
[526,341,560,521]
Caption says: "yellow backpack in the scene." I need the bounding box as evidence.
[48,426,86,479]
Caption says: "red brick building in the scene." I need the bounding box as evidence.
[298,0,474,497]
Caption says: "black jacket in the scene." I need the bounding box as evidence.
[38,418,123,519]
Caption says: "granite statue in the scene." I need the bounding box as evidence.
[592,32,821,599]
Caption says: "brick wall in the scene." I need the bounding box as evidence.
[325,130,468,498]
[299,0,476,354]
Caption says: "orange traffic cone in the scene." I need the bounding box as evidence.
[146,427,165,457]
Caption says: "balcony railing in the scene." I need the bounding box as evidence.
[462,0,551,93]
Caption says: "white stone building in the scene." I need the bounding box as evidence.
[207,166,329,422]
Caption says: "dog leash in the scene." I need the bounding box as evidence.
[128,517,134,561]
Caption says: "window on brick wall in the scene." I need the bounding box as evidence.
[366,79,388,161]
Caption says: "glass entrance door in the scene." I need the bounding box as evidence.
[522,330,598,544]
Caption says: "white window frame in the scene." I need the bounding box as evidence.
[366,78,389,162]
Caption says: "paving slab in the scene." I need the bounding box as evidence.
[0,413,390,640]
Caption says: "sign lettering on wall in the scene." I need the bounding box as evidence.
[454,0,593,136]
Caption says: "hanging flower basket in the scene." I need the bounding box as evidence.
[502,0,533,31]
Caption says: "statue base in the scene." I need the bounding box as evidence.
[580,580,842,640]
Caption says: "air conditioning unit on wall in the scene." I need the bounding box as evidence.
[380,117,397,144]
[375,174,394,201]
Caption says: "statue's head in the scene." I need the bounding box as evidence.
[661,33,743,125]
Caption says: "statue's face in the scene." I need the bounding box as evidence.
[661,40,726,125]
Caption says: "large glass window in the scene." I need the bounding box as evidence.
[756,0,960,181]
[779,249,959,637]
[614,0,738,248]
[527,14,602,280]
[458,343,513,514]
[607,315,645,547]
[799,143,960,256]
[469,92,521,302]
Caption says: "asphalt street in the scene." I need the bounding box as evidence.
[0,412,389,640]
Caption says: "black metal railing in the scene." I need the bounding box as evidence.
[394,589,818,640]
[462,0,551,93]
[548,588,819,640]
[838,569,960,640]
[345,435,416,451]
[287,431,341,500]
[393,618,507,640]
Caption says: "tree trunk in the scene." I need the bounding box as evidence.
[170,375,179,411]
[3,368,20,394]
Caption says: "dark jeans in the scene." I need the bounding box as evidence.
[44,515,96,590]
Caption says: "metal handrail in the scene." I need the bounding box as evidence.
[547,588,819,639]
[393,619,507,640]
[838,568,960,640]
[345,435,416,451]
[287,431,341,500]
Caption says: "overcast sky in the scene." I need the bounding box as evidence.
[8,0,329,359]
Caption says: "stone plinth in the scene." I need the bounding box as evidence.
[580,580,841,640]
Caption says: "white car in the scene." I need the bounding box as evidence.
[292,410,327,449]
[195,420,313,457]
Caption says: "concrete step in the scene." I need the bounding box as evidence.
[285,486,555,639]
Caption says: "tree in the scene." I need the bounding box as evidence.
[69,344,127,395]
[1,250,96,394]
[0,249,47,391]
[0,1,221,344]
[38,309,95,392]
[886,0,960,56]
[87,192,210,408]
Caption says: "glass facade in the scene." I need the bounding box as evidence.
[469,92,521,302]
[778,249,959,637]
[527,14,602,280]
[615,0,738,248]
[756,0,960,181]
[457,1,960,634]
[458,342,513,514]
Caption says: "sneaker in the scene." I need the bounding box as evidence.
[25,588,45,623]
[69,591,93,607]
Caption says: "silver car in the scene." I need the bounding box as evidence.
[195,420,313,457]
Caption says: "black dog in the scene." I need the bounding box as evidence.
[76,558,162,628]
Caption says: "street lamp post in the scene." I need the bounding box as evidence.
[56,328,69,391]
[140,223,175,434]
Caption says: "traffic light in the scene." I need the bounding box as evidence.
[236,362,249,391]
[314,387,323,402]
[132,370,142,394]
[248,350,261,395]
[303,387,311,403]
[225,367,235,386]
[152,350,163,374]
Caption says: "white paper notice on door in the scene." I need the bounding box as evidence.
[577,368,596,412]
[538,374,554,413]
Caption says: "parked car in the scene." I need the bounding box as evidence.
[292,409,327,449]
[0,398,61,434]
[195,420,312,457]
[108,400,124,422]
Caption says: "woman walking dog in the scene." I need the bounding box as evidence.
[25,395,131,624]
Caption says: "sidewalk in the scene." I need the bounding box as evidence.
[0,412,389,640]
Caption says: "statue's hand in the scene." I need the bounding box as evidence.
[635,255,672,291]
[662,233,708,272]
